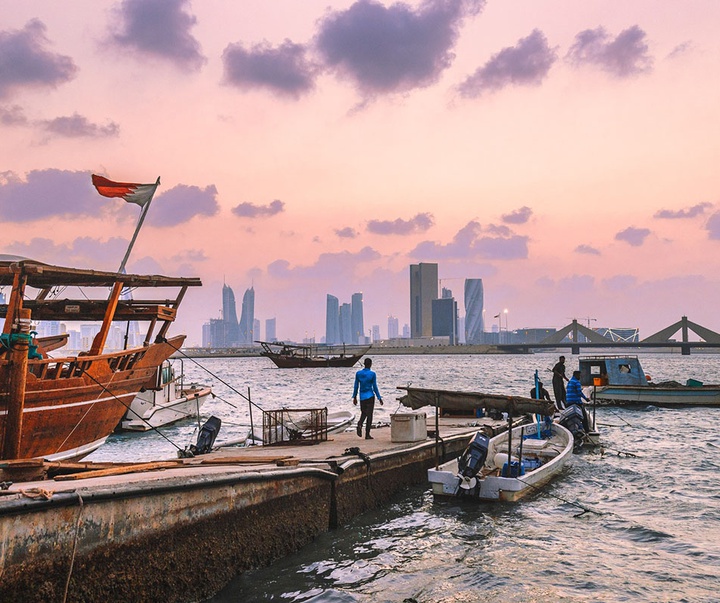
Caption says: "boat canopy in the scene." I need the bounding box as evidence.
[578,355,648,387]
[0,259,201,323]
[397,386,555,416]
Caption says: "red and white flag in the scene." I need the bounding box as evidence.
[91,174,160,207]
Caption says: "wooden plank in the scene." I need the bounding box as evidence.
[199,456,295,465]
[54,461,180,481]
[0,458,45,469]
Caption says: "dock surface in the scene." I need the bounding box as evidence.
[0,416,507,603]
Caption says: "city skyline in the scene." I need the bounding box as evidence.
[3,2,720,344]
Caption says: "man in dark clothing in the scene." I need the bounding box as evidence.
[552,355,568,409]
[353,358,383,439]
[530,381,551,402]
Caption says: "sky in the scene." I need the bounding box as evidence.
[2,0,720,346]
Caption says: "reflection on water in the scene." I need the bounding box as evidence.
[87,353,720,603]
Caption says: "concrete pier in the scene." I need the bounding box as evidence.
[0,416,507,603]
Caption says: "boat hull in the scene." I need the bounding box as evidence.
[263,354,364,368]
[591,385,720,407]
[0,335,185,460]
[120,384,212,431]
[428,423,573,502]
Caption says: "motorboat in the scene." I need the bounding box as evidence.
[428,420,574,502]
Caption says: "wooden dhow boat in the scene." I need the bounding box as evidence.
[0,258,201,461]
[257,341,370,368]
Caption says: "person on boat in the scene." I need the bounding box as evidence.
[530,381,551,402]
[566,370,591,432]
[551,355,568,409]
[353,357,383,439]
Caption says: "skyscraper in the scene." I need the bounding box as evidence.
[387,315,399,339]
[222,284,240,346]
[410,263,438,338]
[464,278,484,344]
[351,292,364,344]
[238,286,255,344]
[265,318,277,342]
[339,303,352,343]
[432,297,458,345]
[326,294,340,344]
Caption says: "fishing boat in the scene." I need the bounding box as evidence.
[119,359,213,431]
[579,355,720,407]
[257,341,370,368]
[428,420,574,502]
[0,258,201,461]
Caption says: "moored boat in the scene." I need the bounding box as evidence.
[119,359,213,431]
[0,258,201,461]
[428,421,574,502]
[579,355,720,407]
[257,341,370,368]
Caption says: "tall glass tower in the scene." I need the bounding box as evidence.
[464,278,484,344]
[410,263,438,338]
[339,303,352,343]
[351,292,364,344]
[326,294,340,344]
[222,284,240,346]
[238,286,255,344]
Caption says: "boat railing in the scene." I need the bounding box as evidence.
[24,347,148,381]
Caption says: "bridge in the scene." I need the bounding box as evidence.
[498,316,720,355]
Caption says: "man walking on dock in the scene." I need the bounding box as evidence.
[353,358,383,439]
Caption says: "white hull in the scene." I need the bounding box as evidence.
[121,384,212,431]
[428,422,573,502]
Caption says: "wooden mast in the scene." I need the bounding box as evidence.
[89,280,124,356]
[3,268,31,460]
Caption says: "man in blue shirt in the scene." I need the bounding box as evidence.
[566,370,591,432]
[566,370,590,405]
[353,357,383,439]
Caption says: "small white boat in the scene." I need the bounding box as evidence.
[428,421,574,502]
[120,360,213,431]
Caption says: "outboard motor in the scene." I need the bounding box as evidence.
[457,432,490,491]
[190,416,222,455]
[559,405,585,451]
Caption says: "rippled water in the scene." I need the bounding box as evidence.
[87,352,720,603]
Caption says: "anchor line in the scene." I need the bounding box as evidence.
[161,338,265,413]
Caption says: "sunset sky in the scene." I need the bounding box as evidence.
[2,0,720,345]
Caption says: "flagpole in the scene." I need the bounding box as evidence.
[118,177,160,274]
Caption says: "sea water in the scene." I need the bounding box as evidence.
[86,352,720,602]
